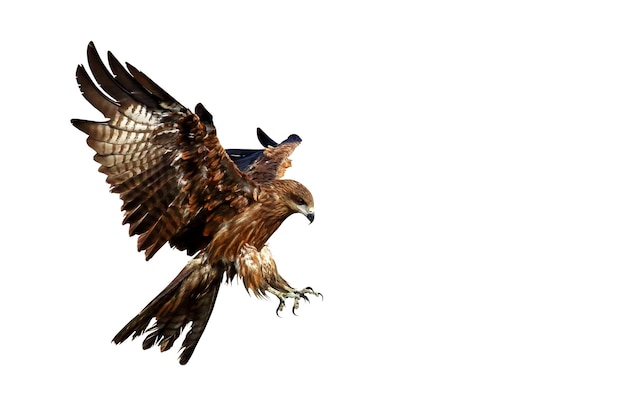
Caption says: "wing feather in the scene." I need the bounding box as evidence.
[75,65,117,117]
[106,51,161,108]
[85,43,132,103]
[227,128,302,182]
[126,62,178,104]
[72,42,257,260]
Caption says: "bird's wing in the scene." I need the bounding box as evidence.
[71,42,258,260]
[227,128,303,183]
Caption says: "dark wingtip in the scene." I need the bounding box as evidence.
[256,127,278,147]
[257,128,302,147]
[285,134,302,144]
[70,118,91,133]
[86,42,98,62]
[195,103,213,125]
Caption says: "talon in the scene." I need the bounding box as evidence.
[267,285,321,316]
[275,298,285,317]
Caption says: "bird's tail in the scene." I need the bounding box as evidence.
[112,253,223,365]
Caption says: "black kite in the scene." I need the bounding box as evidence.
[71,42,320,365]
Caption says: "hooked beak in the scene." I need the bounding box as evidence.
[306,211,315,224]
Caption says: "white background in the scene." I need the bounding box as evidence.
[2,1,625,415]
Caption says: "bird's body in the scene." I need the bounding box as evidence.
[71,42,319,365]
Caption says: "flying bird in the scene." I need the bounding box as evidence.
[71,42,320,365]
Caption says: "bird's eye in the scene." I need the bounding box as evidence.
[297,197,306,206]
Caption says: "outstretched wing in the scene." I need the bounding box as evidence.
[227,128,302,183]
[71,42,258,260]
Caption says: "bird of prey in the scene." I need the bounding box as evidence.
[71,42,320,365]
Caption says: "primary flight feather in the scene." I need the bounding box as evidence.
[71,42,319,365]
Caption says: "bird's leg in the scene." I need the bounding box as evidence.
[235,244,322,315]
[266,286,323,316]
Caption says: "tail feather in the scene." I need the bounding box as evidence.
[112,253,223,365]
[178,283,221,364]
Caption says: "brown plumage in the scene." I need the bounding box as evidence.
[71,42,319,365]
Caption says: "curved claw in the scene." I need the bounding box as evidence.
[300,287,322,302]
[275,298,285,317]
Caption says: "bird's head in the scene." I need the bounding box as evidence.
[279,180,315,223]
